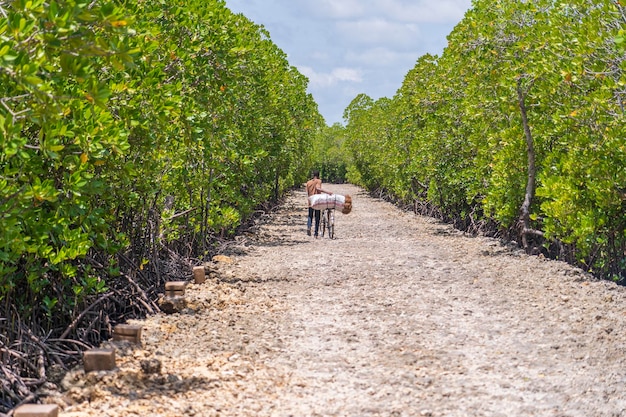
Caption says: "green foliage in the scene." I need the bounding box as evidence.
[342,0,626,279]
[0,0,132,315]
[0,0,322,321]
[310,123,350,183]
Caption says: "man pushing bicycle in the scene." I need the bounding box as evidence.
[305,170,332,238]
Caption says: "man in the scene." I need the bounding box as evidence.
[305,170,331,237]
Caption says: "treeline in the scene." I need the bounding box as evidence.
[0,0,321,409]
[342,0,626,281]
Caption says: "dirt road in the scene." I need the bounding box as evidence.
[52,184,626,417]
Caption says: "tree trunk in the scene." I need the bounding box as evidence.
[202,168,214,256]
[274,168,280,203]
[516,78,540,252]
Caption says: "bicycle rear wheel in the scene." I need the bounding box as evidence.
[328,210,335,239]
[320,212,326,237]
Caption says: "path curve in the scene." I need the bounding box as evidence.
[54,184,626,417]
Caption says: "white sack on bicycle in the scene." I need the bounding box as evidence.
[309,194,352,214]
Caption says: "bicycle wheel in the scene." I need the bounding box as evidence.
[320,211,326,237]
[328,210,335,239]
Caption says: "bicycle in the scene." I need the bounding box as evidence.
[320,207,335,239]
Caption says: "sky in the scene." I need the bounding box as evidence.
[224,0,474,126]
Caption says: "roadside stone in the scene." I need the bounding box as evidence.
[140,358,162,374]
[158,295,187,314]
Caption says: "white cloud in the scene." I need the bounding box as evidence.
[336,19,421,49]
[288,0,367,20]
[374,0,471,23]
[299,66,363,88]
[345,47,417,68]
[314,0,365,19]
[310,50,330,61]
[298,0,471,23]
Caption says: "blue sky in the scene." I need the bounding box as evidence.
[224,0,473,125]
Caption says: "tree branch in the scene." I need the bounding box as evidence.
[59,293,113,340]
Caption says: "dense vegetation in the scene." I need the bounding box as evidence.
[0,0,321,410]
[310,123,351,183]
[342,0,626,282]
[2,0,625,410]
